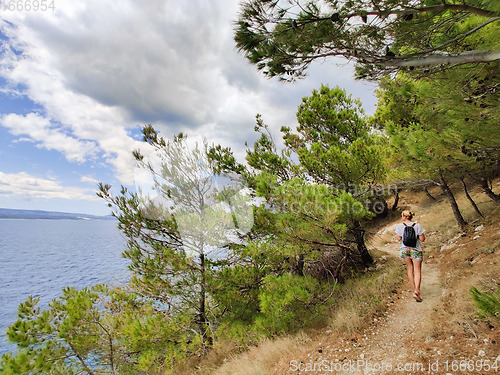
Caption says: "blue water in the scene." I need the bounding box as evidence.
[0,219,129,355]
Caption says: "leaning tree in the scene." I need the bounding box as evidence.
[235,0,500,80]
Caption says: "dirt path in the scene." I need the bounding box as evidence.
[342,229,444,373]
[266,192,500,375]
[334,260,442,374]
[275,223,448,375]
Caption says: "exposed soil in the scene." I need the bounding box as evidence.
[271,189,500,375]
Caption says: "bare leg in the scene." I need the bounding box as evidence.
[404,258,415,293]
[413,260,422,297]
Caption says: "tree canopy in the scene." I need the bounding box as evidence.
[373,60,500,228]
[209,85,387,268]
[234,0,500,80]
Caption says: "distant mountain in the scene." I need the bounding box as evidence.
[0,208,115,220]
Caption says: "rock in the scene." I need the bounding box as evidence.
[440,244,453,252]
[474,225,484,232]
[478,349,486,357]
[448,233,463,244]
[473,235,481,240]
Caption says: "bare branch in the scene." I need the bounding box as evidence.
[386,49,500,67]
[412,3,500,18]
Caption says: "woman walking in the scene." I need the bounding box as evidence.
[395,210,426,302]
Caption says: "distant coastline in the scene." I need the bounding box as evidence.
[0,208,115,221]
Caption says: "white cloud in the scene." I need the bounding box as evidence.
[80,175,99,184]
[0,0,377,189]
[1,113,98,163]
[0,171,98,200]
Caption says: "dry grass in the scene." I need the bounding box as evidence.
[327,253,404,335]
[389,180,500,360]
[173,180,499,374]
[212,336,307,375]
[427,196,500,359]
[188,253,404,375]
[172,335,304,375]
[174,251,404,375]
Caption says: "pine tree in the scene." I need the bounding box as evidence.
[98,126,253,348]
[235,0,500,80]
[282,85,386,264]
[374,67,500,229]
[0,286,191,374]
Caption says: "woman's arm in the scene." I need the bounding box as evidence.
[419,233,426,242]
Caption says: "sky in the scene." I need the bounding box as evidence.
[0,0,378,216]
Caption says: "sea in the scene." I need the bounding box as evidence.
[0,219,129,355]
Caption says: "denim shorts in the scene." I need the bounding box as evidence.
[400,246,423,261]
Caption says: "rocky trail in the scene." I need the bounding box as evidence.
[271,213,499,375]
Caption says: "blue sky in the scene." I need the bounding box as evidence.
[0,0,378,216]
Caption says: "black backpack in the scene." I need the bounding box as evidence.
[403,223,418,247]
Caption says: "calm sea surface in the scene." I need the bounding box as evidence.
[0,219,129,355]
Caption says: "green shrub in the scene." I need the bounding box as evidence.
[253,273,330,335]
[470,286,500,321]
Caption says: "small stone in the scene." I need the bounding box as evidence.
[474,225,484,232]
[473,235,481,240]
[360,353,365,359]
[440,244,451,252]
[478,349,486,357]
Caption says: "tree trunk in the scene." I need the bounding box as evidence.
[352,220,373,266]
[198,253,212,348]
[424,186,437,201]
[439,175,467,230]
[292,254,305,276]
[391,189,400,211]
[479,177,500,202]
[462,179,484,218]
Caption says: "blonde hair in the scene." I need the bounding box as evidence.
[402,210,414,220]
